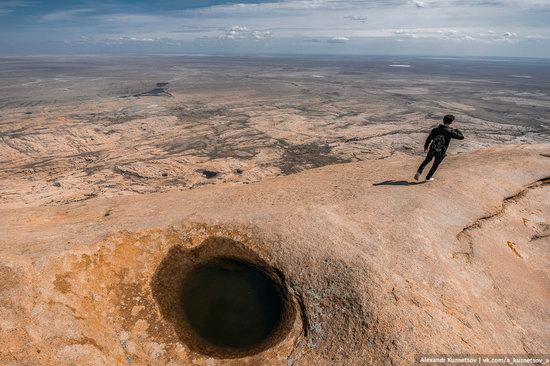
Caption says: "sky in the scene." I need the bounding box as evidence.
[1,0,550,58]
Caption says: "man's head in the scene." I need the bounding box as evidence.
[443,114,455,125]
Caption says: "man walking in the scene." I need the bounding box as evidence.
[415,114,464,181]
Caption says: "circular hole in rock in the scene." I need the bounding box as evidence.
[181,258,285,352]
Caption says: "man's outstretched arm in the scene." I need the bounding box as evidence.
[451,128,464,140]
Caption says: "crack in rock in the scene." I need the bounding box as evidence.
[452,177,550,262]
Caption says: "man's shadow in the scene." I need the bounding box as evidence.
[372,180,426,186]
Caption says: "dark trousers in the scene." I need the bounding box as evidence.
[417,151,445,179]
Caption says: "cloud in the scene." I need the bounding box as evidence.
[328,36,349,43]
[436,29,460,39]
[65,36,164,45]
[344,15,368,22]
[103,36,161,44]
[192,0,332,13]
[40,8,95,21]
[0,0,35,16]
[65,35,93,44]
[388,27,544,44]
[393,29,419,39]
[220,26,272,40]
[458,35,476,41]
[456,30,523,43]
[64,36,197,47]
[187,0,426,15]
[95,13,168,23]
[408,0,428,8]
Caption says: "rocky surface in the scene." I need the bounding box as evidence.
[1,56,549,365]
[1,144,549,365]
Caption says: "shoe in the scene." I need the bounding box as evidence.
[426,177,434,182]
[414,172,420,181]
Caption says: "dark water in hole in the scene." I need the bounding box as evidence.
[201,170,218,179]
[181,259,284,350]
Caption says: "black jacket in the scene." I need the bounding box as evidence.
[424,124,464,150]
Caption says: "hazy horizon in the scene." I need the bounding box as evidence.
[2,53,550,63]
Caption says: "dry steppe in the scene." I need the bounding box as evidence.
[1,55,548,207]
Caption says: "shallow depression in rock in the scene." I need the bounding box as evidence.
[181,258,285,351]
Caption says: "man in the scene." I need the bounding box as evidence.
[415,114,464,182]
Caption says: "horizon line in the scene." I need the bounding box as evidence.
[1,52,550,61]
